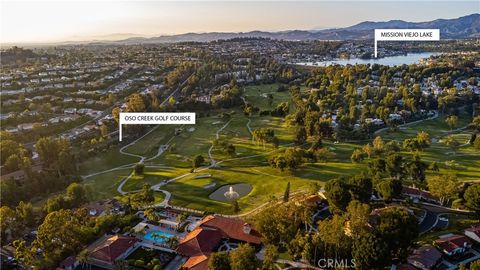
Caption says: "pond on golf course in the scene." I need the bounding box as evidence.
[208,183,253,202]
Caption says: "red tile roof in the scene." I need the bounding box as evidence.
[435,235,472,254]
[88,235,138,263]
[199,215,262,245]
[402,187,439,202]
[304,195,323,204]
[176,227,223,257]
[183,254,209,270]
[177,215,262,270]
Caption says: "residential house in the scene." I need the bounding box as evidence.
[176,215,262,270]
[434,234,472,256]
[64,108,77,114]
[407,245,442,270]
[86,235,139,270]
[402,186,439,204]
[56,256,78,270]
[465,226,480,243]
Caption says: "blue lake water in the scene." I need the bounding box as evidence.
[143,231,174,244]
[297,52,438,67]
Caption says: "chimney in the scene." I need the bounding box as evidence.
[243,223,251,234]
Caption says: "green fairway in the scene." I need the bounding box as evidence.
[79,149,138,175]
[83,169,132,200]
[244,83,292,110]
[76,83,479,214]
[122,168,191,192]
[377,111,473,141]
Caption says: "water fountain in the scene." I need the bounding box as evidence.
[224,186,240,200]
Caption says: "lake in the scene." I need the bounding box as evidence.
[296,52,438,67]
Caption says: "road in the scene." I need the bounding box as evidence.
[419,210,438,234]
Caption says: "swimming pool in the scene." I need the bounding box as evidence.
[143,231,174,244]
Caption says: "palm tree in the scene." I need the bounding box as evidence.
[167,236,179,248]
[114,259,128,270]
[77,249,91,270]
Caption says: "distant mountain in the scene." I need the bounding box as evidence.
[106,13,478,44]
[7,14,478,47]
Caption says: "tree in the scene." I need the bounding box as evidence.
[362,143,373,158]
[209,252,231,270]
[229,244,257,270]
[126,93,146,112]
[471,116,480,131]
[314,148,336,163]
[134,162,145,175]
[317,214,352,261]
[475,137,480,150]
[168,96,176,106]
[252,128,275,149]
[100,124,109,137]
[269,148,304,171]
[35,209,96,267]
[345,200,371,236]
[66,183,89,207]
[192,155,205,168]
[262,245,278,270]
[283,182,290,202]
[376,207,419,260]
[445,115,458,130]
[255,203,299,245]
[377,179,402,201]
[406,154,428,182]
[144,208,158,222]
[443,135,460,154]
[350,149,365,163]
[129,184,155,208]
[77,249,91,270]
[1,206,21,240]
[232,200,240,213]
[352,231,390,269]
[372,136,385,154]
[0,139,25,165]
[348,174,372,203]
[325,178,351,212]
[13,240,36,267]
[295,127,307,145]
[16,201,35,228]
[112,107,121,123]
[44,195,68,213]
[403,138,421,152]
[416,131,431,150]
[36,137,75,175]
[463,184,480,216]
[427,175,458,205]
[4,154,21,172]
[385,154,404,180]
[469,259,480,270]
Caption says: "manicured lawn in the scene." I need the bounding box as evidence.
[122,125,176,157]
[122,168,191,192]
[378,111,473,141]
[83,169,132,200]
[161,158,359,214]
[79,148,138,175]
[75,83,478,215]
[244,83,292,111]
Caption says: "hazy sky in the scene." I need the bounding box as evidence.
[1,0,478,43]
